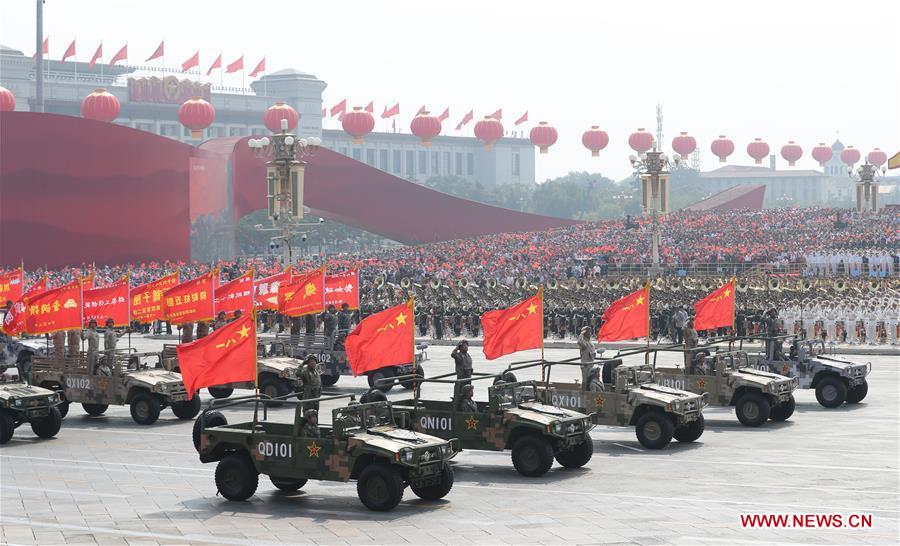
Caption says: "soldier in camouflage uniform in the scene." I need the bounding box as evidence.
[457,384,478,412]
[103,318,125,368]
[66,329,80,358]
[577,326,597,387]
[52,330,66,365]
[451,340,472,400]
[298,355,322,411]
[301,409,320,437]
[82,320,100,374]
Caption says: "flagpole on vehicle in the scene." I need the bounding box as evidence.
[645,282,652,365]
[539,286,545,382]
[410,296,416,394]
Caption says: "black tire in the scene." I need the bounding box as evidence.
[172,396,202,420]
[0,411,15,444]
[735,392,771,427]
[770,395,795,421]
[82,403,108,416]
[554,436,594,468]
[270,477,308,492]
[400,365,425,390]
[360,390,388,404]
[846,381,868,404]
[635,411,675,449]
[215,453,259,501]
[321,374,339,387]
[411,463,454,500]
[192,410,227,452]
[260,377,289,407]
[815,376,847,408]
[56,401,70,418]
[130,392,161,425]
[511,435,554,477]
[673,414,705,442]
[30,407,62,438]
[367,368,395,393]
[356,462,405,511]
[208,386,234,399]
[494,371,517,385]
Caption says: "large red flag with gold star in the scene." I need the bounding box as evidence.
[598,284,650,341]
[345,299,414,375]
[481,290,543,360]
[694,278,735,331]
[176,313,257,398]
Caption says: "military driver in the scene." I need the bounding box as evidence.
[298,355,322,411]
[457,384,478,412]
[301,409,320,438]
[586,367,604,392]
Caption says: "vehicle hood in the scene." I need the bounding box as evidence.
[0,382,57,399]
[127,369,185,385]
[635,383,701,402]
[259,357,300,373]
[353,426,448,449]
[511,402,586,424]
[814,356,869,373]
[733,367,789,386]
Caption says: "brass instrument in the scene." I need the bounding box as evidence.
[768,278,781,291]
[576,279,587,290]
[515,277,527,289]
[486,278,497,289]
[429,279,441,290]
[736,280,749,293]
[400,277,411,288]
[547,279,559,290]
[374,275,386,288]
[801,279,813,291]
[835,279,847,292]
[867,280,879,292]
[459,279,470,289]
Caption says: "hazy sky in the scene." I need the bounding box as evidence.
[2,0,898,181]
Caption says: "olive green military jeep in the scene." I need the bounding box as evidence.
[192,393,459,511]
[0,368,63,444]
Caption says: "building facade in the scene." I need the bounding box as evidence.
[699,162,853,207]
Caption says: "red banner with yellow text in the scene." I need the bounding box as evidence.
[131,272,179,323]
[0,268,24,303]
[278,268,325,317]
[254,268,291,310]
[214,270,254,318]
[1,276,47,336]
[164,271,215,325]
[24,280,83,334]
[325,268,359,310]
[84,277,130,327]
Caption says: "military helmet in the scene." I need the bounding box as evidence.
[305,409,318,417]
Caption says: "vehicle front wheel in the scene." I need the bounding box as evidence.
[192,411,227,452]
[82,403,108,416]
[635,411,675,449]
[673,414,705,443]
[511,435,554,477]
[130,392,162,425]
[554,436,594,468]
[846,381,868,404]
[215,453,259,501]
[815,377,847,408]
[260,377,289,407]
[367,368,395,393]
[207,386,234,399]
[321,374,339,387]
[357,463,405,511]
[270,477,308,492]
[30,407,62,438]
[172,397,201,419]
[400,366,425,390]
[770,396,795,421]
[0,411,15,444]
[411,463,454,500]
[735,392,771,427]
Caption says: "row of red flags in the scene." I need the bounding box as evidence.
[0,268,359,337]
[325,101,528,130]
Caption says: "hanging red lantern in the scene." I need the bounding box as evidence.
[671,131,696,159]
[342,106,375,144]
[710,135,734,163]
[582,126,609,157]
[628,128,653,153]
[0,85,15,112]
[474,116,504,149]
[263,102,299,133]
[410,111,442,147]
[811,142,832,167]
[80,88,120,123]
[529,121,558,154]
[178,96,216,139]
[867,148,887,167]
[780,141,803,166]
[747,138,769,164]
[840,146,861,167]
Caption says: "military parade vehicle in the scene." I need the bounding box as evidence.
[192,393,459,511]
[0,365,64,444]
[0,334,51,383]
[742,335,871,408]
[384,364,595,477]
[540,356,708,449]
[30,349,199,424]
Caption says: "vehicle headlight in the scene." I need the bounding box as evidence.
[401,449,415,464]
[14,399,24,407]
[552,422,564,435]
[48,394,58,403]
[157,384,169,393]
[673,400,682,412]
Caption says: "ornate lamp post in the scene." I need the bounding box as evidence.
[849,162,885,213]
[248,119,322,266]
[629,149,679,275]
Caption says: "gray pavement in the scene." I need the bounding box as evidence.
[1,336,898,545]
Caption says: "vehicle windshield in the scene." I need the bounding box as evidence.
[622,366,654,386]
[494,382,538,408]
[334,403,394,432]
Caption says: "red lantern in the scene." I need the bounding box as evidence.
[264,102,299,133]
[811,142,832,167]
[710,135,734,163]
[747,138,769,164]
[529,121,558,154]
[342,106,375,144]
[81,88,120,123]
[671,131,696,159]
[179,97,216,139]
[780,141,803,167]
[867,148,887,167]
[0,85,15,112]
[582,126,609,157]
[840,146,861,167]
[628,128,653,153]
[410,111,442,147]
[474,116,503,150]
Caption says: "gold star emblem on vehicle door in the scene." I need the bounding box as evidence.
[595,396,605,409]
[307,441,322,458]
[465,416,479,430]
[697,378,707,390]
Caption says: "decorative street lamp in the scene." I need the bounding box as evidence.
[248,118,322,266]
[629,149,680,275]
[849,162,885,213]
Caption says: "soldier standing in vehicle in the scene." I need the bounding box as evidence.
[304,313,317,346]
[180,322,194,344]
[301,409,321,437]
[457,384,478,412]
[683,318,699,368]
[213,311,227,330]
[323,305,338,349]
[672,306,688,344]
[298,355,322,411]
[66,328,80,357]
[52,330,66,364]
[451,340,472,400]
[103,318,125,369]
[577,326,597,387]
[82,319,100,373]
[196,321,210,339]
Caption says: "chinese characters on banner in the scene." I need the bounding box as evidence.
[1,276,47,336]
[214,270,254,318]
[163,271,215,325]
[131,272,179,323]
[24,280,83,335]
[254,268,292,310]
[278,268,325,317]
[324,269,359,310]
[0,268,24,303]
[83,277,130,327]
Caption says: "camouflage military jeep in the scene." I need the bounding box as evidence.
[0,369,64,444]
[192,394,459,511]
[390,377,594,477]
[30,350,197,425]
[542,359,708,449]
[654,349,797,427]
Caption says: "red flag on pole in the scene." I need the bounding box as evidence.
[481,290,543,360]
[130,272,179,323]
[345,300,414,375]
[83,277,130,327]
[0,268,24,303]
[382,103,400,118]
[24,280,83,335]
[226,55,243,73]
[163,271,215,325]
[514,111,528,126]
[254,268,292,310]
[181,51,200,72]
[598,285,650,341]
[490,109,503,120]
[61,39,76,62]
[278,268,325,317]
[455,110,474,131]
[214,270,254,318]
[145,41,164,62]
[438,107,450,122]
[32,37,49,59]
[248,57,266,77]
[89,42,102,67]
[330,99,346,117]
[2,276,47,337]
[110,44,127,65]
[206,52,222,76]
[364,101,374,113]
[176,314,257,399]
[693,279,736,331]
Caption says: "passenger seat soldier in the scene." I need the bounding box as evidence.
[298,355,322,411]
[451,340,472,400]
[586,367,604,392]
[82,319,100,374]
[457,384,478,412]
[301,409,321,438]
[577,326,597,386]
